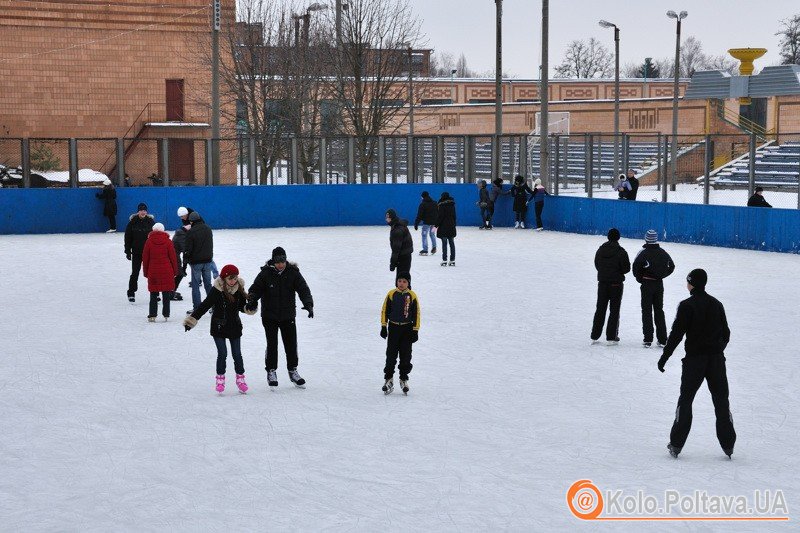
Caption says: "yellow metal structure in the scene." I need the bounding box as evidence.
[728,48,767,105]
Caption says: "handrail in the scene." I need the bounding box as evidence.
[100,104,151,173]
[711,100,768,141]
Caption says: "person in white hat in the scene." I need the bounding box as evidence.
[95,177,117,232]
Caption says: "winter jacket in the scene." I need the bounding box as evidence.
[190,276,249,339]
[124,214,155,256]
[435,196,457,239]
[532,185,548,203]
[617,179,632,199]
[594,240,631,283]
[747,194,772,208]
[142,230,178,292]
[478,187,490,207]
[389,218,413,266]
[662,288,730,360]
[184,220,214,265]
[632,244,675,283]
[628,176,640,200]
[172,224,191,255]
[488,183,507,203]
[381,288,421,330]
[510,183,534,211]
[95,184,117,216]
[247,261,313,322]
[414,197,439,228]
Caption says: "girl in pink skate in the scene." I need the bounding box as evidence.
[183,264,256,393]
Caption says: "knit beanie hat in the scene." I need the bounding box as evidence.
[687,268,707,289]
[188,211,201,222]
[421,191,430,199]
[137,202,148,212]
[645,229,658,244]
[514,175,524,183]
[397,272,411,283]
[220,264,239,279]
[607,228,621,241]
[534,178,542,186]
[385,208,397,221]
[271,246,287,263]
[152,223,165,232]
[440,191,450,200]
[177,206,189,217]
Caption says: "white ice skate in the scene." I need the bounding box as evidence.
[399,379,409,395]
[514,221,520,228]
[520,222,526,229]
[448,261,455,267]
[288,368,306,388]
[441,261,447,267]
[267,369,278,387]
[382,378,394,395]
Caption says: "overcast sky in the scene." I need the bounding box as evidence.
[407,0,798,78]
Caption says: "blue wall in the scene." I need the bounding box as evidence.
[2,186,798,254]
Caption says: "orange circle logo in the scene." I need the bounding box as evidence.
[567,479,604,520]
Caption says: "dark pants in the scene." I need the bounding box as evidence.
[148,291,172,317]
[107,215,117,231]
[640,280,667,344]
[514,207,527,222]
[534,202,544,229]
[395,253,412,285]
[174,253,186,292]
[480,203,495,226]
[263,318,298,371]
[440,237,455,261]
[670,355,736,451]
[214,336,244,375]
[384,322,413,380]
[591,282,623,341]
[128,254,142,296]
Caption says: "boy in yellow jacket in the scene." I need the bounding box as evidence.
[380,272,420,395]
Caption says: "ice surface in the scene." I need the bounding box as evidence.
[1,227,797,530]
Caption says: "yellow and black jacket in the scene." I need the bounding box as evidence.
[381,288,420,330]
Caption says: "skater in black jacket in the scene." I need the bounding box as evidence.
[413,191,438,255]
[386,208,413,284]
[184,211,215,312]
[658,269,736,459]
[246,247,314,388]
[435,192,457,266]
[510,175,534,228]
[477,180,491,229]
[380,272,420,395]
[184,264,255,394]
[632,230,675,347]
[591,228,631,344]
[124,202,155,302]
[95,178,117,232]
[171,206,193,301]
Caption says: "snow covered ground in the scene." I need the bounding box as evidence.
[1,227,797,530]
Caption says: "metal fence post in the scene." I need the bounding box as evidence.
[435,136,445,183]
[376,137,385,184]
[348,137,356,184]
[463,136,471,184]
[319,137,327,185]
[248,137,257,185]
[491,135,498,183]
[205,139,213,186]
[519,135,528,179]
[661,135,668,203]
[21,139,31,188]
[553,135,560,195]
[621,133,629,175]
[748,133,757,197]
[405,136,414,183]
[68,138,78,188]
[115,138,125,187]
[562,135,569,190]
[585,134,594,198]
[160,138,170,186]
[291,138,300,185]
[704,135,712,205]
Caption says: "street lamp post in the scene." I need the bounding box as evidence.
[450,68,457,103]
[667,10,687,192]
[599,19,620,180]
[408,46,414,135]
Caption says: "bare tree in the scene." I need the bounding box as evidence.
[777,14,800,65]
[554,38,613,78]
[430,51,456,77]
[455,53,474,78]
[704,54,738,75]
[321,0,423,183]
[679,36,706,77]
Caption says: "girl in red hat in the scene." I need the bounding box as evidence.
[183,264,256,394]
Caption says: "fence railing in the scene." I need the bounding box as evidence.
[1,133,799,209]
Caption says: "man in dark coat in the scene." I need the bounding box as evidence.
[246,247,314,388]
[386,208,413,284]
[124,202,155,302]
[435,192,457,265]
[171,206,194,301]
[747,187,772,208]
[632,229,675,347]
[591,228,631,344]
[626,169,640,201]
[184,211,215,312]
[95,178,117,232]
[477,179,491,229]
[658,269,736,459]
[413,191,439,255]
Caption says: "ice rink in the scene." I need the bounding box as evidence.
[1,226,797,530]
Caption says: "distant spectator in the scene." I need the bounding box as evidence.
[747,187,772,208]
[627,169,640,200]
[616,173,632,200]
[95,178,117,232]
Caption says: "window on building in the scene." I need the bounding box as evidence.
[421,99,453,105]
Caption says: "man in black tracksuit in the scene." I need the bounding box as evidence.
[591,228,631,343]
[386,208,413,284]
[632,229,675,347]
[124,202,155,302]
[658,269,736,458]
[246,246,314,387]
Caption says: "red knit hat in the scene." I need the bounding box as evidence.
[220,264,239,279]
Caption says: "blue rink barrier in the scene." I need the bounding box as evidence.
[1,186,799,253]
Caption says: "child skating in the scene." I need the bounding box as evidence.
[379,272,420,395]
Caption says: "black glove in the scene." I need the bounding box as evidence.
[245,301,258,313]
[184,325,191,332]
[657,355,668,373]
[126,252,132,261]
[303,306,314,319]
[390,263,396,272]
[414,225,418,231]
[411,330,419,343]
[380,326,388,339]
